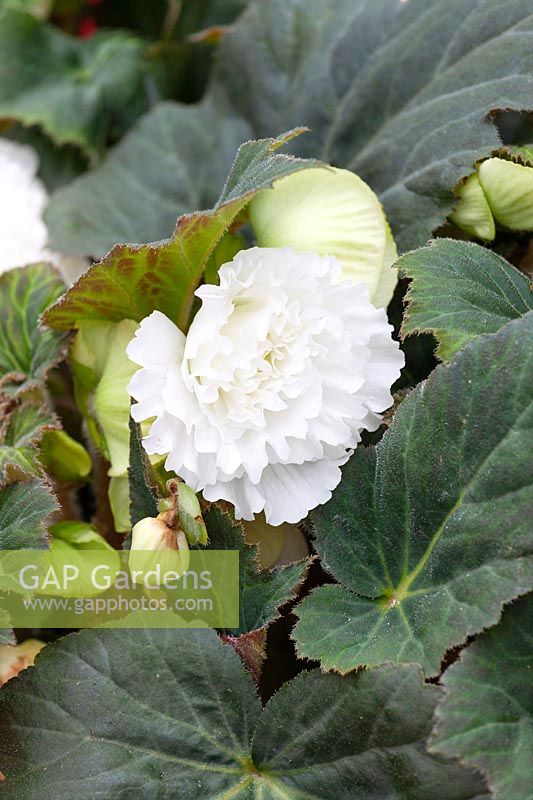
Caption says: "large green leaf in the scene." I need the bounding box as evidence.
[0,9,150,158]
[0,628,489,798]
[294,313,533,677]
[46,0,533,256]
[0,264,68,396]
[45,101,252,258]
[431,594,533,800]
[43,130,318,332]
[0,479,56,549]
[400,239,533,361]
[0,397,58,484]
[218,0,533,250]
[204,505,308,636]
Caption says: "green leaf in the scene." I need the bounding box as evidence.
[431,594,533,800]
[400,239,533,361]
[128,415,158,527]
[0,397,59,484]
[0,264,68,396]
[39,429,91,483]
[0,9,151,159]
[46,0,533,256]
[294,313,533,677]
[45,101,250,258]
[204,505,308,636]
[43,129,318,331]
[0,479,55,549]
[0,628,489,798]
[217,0,533,250]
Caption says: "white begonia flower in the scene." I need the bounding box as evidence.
[249,167,399,308]
[127,247,403,526]
[0,138,86,283]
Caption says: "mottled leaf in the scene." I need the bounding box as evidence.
[401,239,533,360]
[294,314,533,676]
[43,129,318,332]
[0,264,68,396]
[0,397,59,484]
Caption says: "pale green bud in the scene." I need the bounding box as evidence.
[173,481,207,547]
[478,157,533,232]
[248,167,398,307]
[449,173,495,241]
[451,152,533,240]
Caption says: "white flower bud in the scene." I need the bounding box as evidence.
[130,517,190,583]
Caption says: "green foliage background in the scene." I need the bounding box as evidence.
[0,1,531,798]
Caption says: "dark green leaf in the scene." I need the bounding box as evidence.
[401,239,533,361]
[204,505,308,636]
[47,0,533,256]
[0,264,68,396]
[294,313,533,676]
[0,628,489,798]
[43,130,318,331]
[0,9,150,158]
[45,101,251,258]
[128,414,158,527]
[216,0,533,250]
[0,479,55,549]
[431,594,533,800]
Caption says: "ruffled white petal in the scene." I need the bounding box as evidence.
[128,246,404,525]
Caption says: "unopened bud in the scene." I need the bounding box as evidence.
[175,482,208,546]
[129,516,190,584]
[131,517,177,551]
[451,150,533,240]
